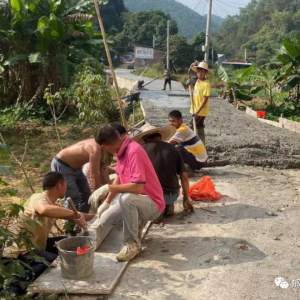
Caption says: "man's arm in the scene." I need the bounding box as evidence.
[106,174,120,203]
[169,139,178,146]
[194,96,209,115]
[88,146,102,191]
[109,183,143,195]
[35,203,89,226]
[179,172,194,214]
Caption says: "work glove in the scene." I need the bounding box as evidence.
[88,184,110,209]
[97,200,110,218]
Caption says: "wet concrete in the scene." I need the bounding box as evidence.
[115,70,300,169]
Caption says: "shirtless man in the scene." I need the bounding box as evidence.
[51,139,102,215]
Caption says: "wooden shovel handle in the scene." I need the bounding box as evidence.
[67,197,80,219]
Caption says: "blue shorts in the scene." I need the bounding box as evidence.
[163,193,179,205]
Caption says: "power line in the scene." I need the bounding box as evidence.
[212,3,239,54]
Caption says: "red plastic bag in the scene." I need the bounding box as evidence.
[189,176,221,201]
[77,243,90,255]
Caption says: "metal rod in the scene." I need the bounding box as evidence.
[167,20,170,70]
[204,0,213,63]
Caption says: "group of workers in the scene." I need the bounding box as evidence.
[3,60,211,296]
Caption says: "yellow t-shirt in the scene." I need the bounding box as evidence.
[191,79,211,117]
[3,192,54,258]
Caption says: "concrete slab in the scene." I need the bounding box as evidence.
[28,219,151,295]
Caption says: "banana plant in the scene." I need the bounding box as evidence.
[272,36,300,102]
[0,0,108,103]
[218,65,262,108]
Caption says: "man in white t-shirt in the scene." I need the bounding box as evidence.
[3,172,94,295]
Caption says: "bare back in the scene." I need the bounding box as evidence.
[57,139,101,169]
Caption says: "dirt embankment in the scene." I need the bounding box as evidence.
[142,97,300,169]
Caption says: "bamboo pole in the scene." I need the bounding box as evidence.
[93,0,127,127]
[189,86,197,133]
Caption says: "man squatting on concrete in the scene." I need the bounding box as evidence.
[190,61,212,145]
[168,110,208,173]
[132,124,194,222]
[51,137,102,233]
[3,172,93,295]
[82,124,127,193]
[88,125,165,261]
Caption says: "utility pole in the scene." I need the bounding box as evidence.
[167,20,170,70]
[204,0,213,63]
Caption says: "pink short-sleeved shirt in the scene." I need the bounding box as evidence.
[116,136,165,212]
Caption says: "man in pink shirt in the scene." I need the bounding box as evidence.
[90,125,164,261]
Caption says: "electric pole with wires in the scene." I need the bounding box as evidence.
[204,0,213,64]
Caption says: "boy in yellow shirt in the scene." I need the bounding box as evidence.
[190,61,212,145]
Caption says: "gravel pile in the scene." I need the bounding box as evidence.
[142,97,300,169]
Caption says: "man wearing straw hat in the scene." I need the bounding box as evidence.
[89,125,164,261]
[133,124,194,222]
[190,61,212,145]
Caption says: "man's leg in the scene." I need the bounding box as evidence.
[45,236,67,255]
[76,170,92,213]
[7,250,57,296]
[169,79,172,90]
[119,193,160,244]
[96,195,123,246]
[195,116,206,145]
[117,193,160,261]
[177,144,204,172]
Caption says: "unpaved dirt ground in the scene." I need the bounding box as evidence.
[142,97,300,169]
[106,166,300,300]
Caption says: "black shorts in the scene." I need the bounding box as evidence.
[165,78,171,85]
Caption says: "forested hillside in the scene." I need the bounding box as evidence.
[124,0,223,40]
[214,0,300,65]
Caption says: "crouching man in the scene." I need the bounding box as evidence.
[168,110,208,173]
[89,125,164,262]
[133,124,194,222]
[3,172,94,295]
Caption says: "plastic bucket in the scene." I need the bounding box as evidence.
[256,111,265,118]
[56,236,96,280]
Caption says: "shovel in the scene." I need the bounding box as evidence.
[67,197,89,236]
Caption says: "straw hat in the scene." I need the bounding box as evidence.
[133,123,176,145]
[191,61,213,75]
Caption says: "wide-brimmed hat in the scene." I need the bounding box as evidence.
[191,61,213,75]
[133,123,176,145]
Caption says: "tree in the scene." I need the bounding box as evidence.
[0,0,107,105]
[213,0,300,64]
[168,35,193,71]
[123,0,223,41]
[121,10,177,48]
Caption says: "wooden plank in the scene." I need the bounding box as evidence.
[28,219,151,295]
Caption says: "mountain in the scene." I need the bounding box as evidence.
[123,0,224,41]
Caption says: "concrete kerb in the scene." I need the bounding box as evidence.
[246,106,300,132]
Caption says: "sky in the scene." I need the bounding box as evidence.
[175,0,251,18]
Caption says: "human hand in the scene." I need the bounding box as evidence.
[183,199,194,214]
[88,184,110,208]
[97,200,110,218]
[74,212,86,228]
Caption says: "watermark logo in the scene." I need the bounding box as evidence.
[275,277,289,289]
